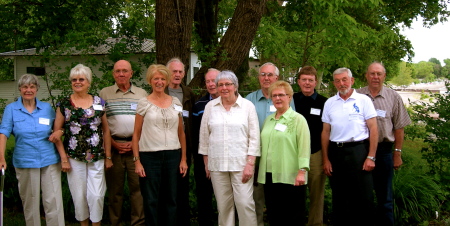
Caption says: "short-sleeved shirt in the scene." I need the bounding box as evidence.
[357,86,411,143]
[322,90,377,142]
[58,95,106,163]
[245,89,296,130]
[99,83,148,137]
[0,97,59,168]
[198,95,260,171]
[258,107,311,185]
[136,96,182,152]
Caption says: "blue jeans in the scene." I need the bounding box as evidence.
[373,142,394,226]
[139,150,180,226]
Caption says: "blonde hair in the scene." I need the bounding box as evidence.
[146,64,171,86]
[269,81,293,97]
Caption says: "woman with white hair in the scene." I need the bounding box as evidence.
[53,64,112,226]
[0,74,65,226]
[199,70,260,226]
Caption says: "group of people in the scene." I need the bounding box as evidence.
[0,58,410,226]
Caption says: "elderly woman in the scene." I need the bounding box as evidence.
[0,74,65,225]
[132,64,188,226]
[199,70,260,226]
[53,64,112,226]
[258,81,311,225]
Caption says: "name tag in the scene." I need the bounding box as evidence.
[376,109,386,118]
[39,118,50,125]
[182,110,189,117]
[93,104,103,111]
[310,108,321,115]
[274,123,287,132]
[349,114,359,121]
[130,103,137,110]
[269,105,276,112]
[174,105,183,112]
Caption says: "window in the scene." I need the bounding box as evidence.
[26,67,46,76]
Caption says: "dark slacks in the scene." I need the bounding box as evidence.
[139,150,180,226]
[193,153,214,226]
[328,142,374,226]
[264,173,307,226]
[106,149,145,226]
[373,142,394,226]
[177,154,191,226]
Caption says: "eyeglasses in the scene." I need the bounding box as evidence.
[114,69,131,74]
[260,72,276,78]
[368,72,384,78]
[217,83,234,88]
[272,94,288,98]
[71,78,86,83]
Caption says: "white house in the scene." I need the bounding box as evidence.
[0,37,201,104]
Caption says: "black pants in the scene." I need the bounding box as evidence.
[177,153,192,226]
[328,142,374,226]
[264,173,306,226]
[193,153,214,226]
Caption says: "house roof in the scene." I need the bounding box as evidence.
[0,37,155,56]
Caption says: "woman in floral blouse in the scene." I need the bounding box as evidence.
[54,64,112,226]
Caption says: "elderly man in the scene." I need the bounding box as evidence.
[293,66,327,226]
[357,62,411,226]
[99,60,147,226]
[165,57,196,226]
[192,68,220,226]
[245,62,295,226]
[321,67,378,226]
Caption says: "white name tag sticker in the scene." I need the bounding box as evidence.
[174,105,183,112]
[349,114,359,121]
[310,108,321,115]
[274,123,287,132]
[182,110,189,117]
[376,109,386,118]
[93,104,103,111]
[130,103,137,110]
[269,105,276,112]
[39,118,50,125]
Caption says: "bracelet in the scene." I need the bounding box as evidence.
[247,158,255,165]
[394,149,402,152]
[62,160,68,163]
[59,129,64,134]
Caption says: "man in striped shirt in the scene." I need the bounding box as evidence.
[357,62,411,226]
[100,60,148,226]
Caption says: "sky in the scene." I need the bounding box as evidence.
[400,17,450,65]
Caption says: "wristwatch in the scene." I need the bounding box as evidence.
[133,156,140,162]
[394,149,402,152]
[106,156,112,160]
[366,156,376,161]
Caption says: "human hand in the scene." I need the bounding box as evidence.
[105,159,113,169]
[362,159,375,171]
[294,170,306,186]
[323,159,333,176]
[61,160,71,173]
[179,160,188,177]
[241,163,254,183]
[393,152,403,170]
[48,130,64,143]
[135,162,146,177]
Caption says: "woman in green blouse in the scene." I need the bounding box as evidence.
[258,81,311,225]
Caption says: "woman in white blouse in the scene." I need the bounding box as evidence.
[199,70,260,226]
[132,64,188,226]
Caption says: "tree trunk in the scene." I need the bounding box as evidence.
[155,0,196,81]
[189,0,268,88]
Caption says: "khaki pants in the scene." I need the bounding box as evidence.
[307,150,326,226]
[210,171,257,226]
[16,163,65,226]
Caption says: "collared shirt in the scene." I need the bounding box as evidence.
[293,90,328,154]
[0,97,60,168]
[192,93,213,154]
[99,83,148,138]
[322,90,377,142]
[357,86,411,143]
[245,89,296,130]
[199,95,260,171]
[258,107,311,185]
[136,97,183,152]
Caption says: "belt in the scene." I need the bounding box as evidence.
[330,140,365,148]
[112,135,132,141]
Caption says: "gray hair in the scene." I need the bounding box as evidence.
[333,67,353,78]
[367,62,386,73]
[259,62,280,76]
[215,70,239,96]
[70,64,92,83]
[166,57,185,69]
[18,74,40,91]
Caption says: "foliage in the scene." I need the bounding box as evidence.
[408,82,450,192]
[413,61,435,80]
[390,61,414,87]
[0,58,14,81]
